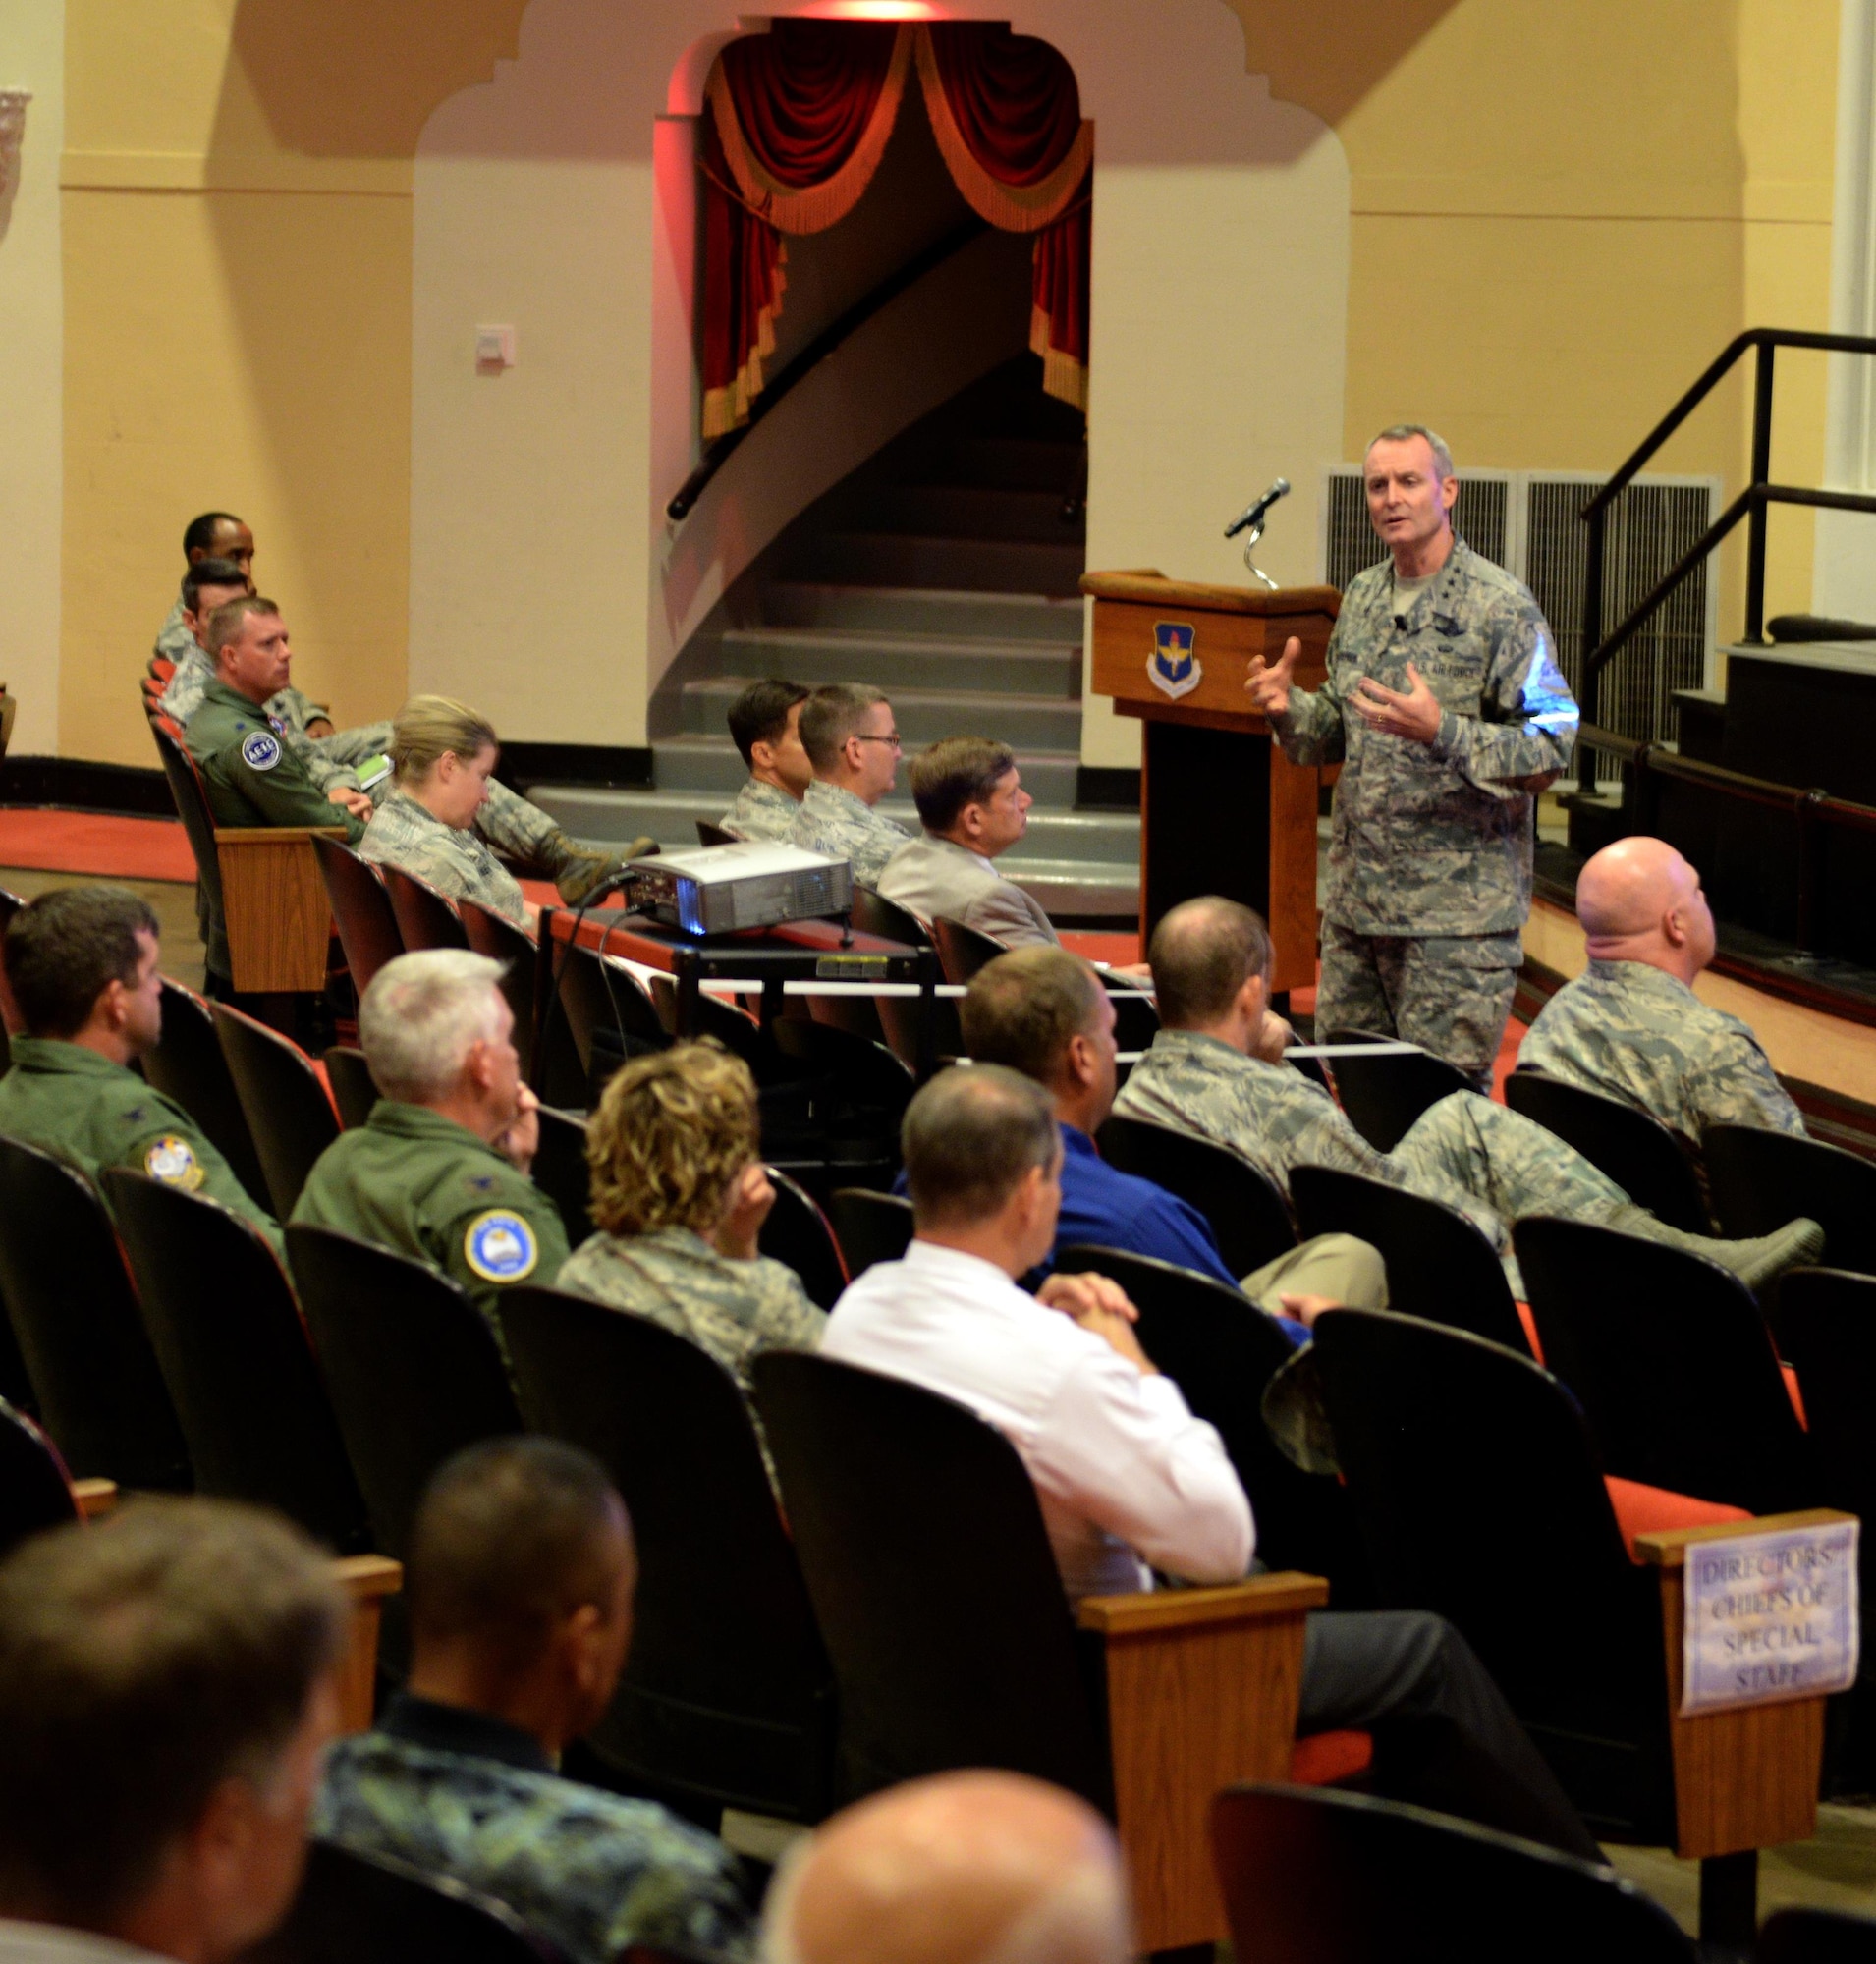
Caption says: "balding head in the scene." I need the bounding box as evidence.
[1148,897,1272,1031]
[1574,836,1716,984]
[763,1773,1131,1964]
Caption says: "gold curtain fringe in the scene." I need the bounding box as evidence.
[1032,307,1088,414]
[706,25,914,237]
[912,27,1092,234]
[702,290,783,440]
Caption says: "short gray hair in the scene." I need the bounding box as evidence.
[1368,423,1456,481]
[359,950,508,1103]
[902,1064,1060,1229]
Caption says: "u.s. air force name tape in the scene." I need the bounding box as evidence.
[463,1209,538,1283]
[240,729,282,772]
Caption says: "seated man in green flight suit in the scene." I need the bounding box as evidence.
[0,884,282,1251]
[292,948,568,1343]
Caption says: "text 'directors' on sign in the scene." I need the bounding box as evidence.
[1682,1518,1860,1717]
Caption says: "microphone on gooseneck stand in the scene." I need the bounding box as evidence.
[1224,477,1292,539]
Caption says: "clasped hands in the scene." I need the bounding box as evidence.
[1243,634,1442,745]
[1037,1269,1346,1371]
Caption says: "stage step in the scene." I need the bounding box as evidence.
[708,627,1082,697]
[679,675,1084,752]
[647,735,1083,804]
[761,582,1083,642]
[784,530,1087,597]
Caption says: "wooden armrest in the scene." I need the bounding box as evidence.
[71,1478,118,1519]
[328,1555,403,1736]
[1632,1509,1855,1860]
[213,827,349,845]
[1078,1573,1329,1952]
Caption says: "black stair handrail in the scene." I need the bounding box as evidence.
[666,215,991,524]
[1576,327,1876,794]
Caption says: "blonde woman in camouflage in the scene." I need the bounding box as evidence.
[360,695,539,931]
[557,1042,825,1452]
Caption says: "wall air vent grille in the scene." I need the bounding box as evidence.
[1321,466,1719,784]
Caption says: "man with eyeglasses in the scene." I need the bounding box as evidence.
[790,684,912,886]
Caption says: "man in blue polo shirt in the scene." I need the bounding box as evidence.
[958,947,1385,1343]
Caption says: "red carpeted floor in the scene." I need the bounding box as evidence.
[0,809,197,883]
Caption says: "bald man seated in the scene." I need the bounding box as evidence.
[760,1772,1132,1964]
[1517,837,1806,1145]
[1115,896,1820,1294]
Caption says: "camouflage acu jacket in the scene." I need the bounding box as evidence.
[1271,538,1578,936]
[1517,957,1805,1144]
[720,776,801,842]
[316,1695,754,1964]
[361,790,527,926]
[556,1225,825,1451]
[790,779,910,885]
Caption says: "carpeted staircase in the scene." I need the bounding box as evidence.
[531,362,1140,920]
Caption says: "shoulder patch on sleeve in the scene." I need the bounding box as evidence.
[240,729,282,772]
[144,1134,206,1191]
[463,1209,538,1283]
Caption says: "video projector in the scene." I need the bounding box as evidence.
[620,840,855,936]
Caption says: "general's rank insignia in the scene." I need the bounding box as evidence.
[464,1209,538,1282]
[144,1135,205,1191]
[240,730,282,772]
[1149,621,1201,700]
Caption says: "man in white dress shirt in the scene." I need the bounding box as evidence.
[825,1064,1601,1860]
[0,1499,347,1964]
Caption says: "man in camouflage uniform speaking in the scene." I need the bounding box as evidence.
[1517,835,1806,1144]
[1114,897,1821,1296]
[1245,425,1579,1086]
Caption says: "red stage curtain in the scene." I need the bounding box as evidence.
[914,24,1091,412]
[698,20,1093,440]
[700,21,911,439]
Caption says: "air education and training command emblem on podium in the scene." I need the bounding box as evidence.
[1149,621,1202,700]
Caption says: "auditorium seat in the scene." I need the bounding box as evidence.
[212,1003,342,1217]
[753,1350,1369,1953]
[101,1169,370,1553]
[1514,1217,1818,1517]
[458,897,540,1082]
[1505,1070,1712,1233]
[826,1188,914,1277]
[1704,1124,1876,1278]
[1290,1164,1529,1354]
[323,1046,380,1130]
[243,1838,568,1964]
[0,1134,191,1492]
[1094,1114,1297,1279]
[1056,1244,1368,1595]
[538,940,668,1109]
[851,886,962,1066]
[758,1170,849,1309]
[1758,1906,1876,1964]
[141,978,273,1211]
[286,1226,521,1563]
[0,1399,99,1561]
[497,1284,836,1824]
[767,1016,913,1190]
[379,863,470,953]
[1777,1267,1876,1789]
[1321,1031,1474,1152]
[1210,1783,1693,1964]
[935,917,1162,1055]
[851,884,931,949]
[312,837,405,1001]
[530,1106,593,1247]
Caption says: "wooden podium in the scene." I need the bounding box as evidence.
[1084,572,1340,996]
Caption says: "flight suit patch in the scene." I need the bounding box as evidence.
[240,730,282,772]
[464,1209,538,1283]
[144,1135,205,1191]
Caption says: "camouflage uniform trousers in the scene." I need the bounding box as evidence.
[1317,920,1524,1092]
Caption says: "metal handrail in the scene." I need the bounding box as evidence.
[1576,327,1876,793]
[666,214,990,523]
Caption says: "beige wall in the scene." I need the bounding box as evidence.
[58,0,527,767]
[408,0,1350,761]
[0,1,64,756]
[1231,0,1840,641]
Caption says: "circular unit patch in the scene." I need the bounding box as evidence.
[240,729,282,772]
[144,1135,205,1191]
[463,1209,538,1283]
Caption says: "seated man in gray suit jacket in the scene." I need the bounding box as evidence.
[878,737,1059,947]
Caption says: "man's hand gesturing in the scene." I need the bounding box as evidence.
[1243,635,1302,719]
